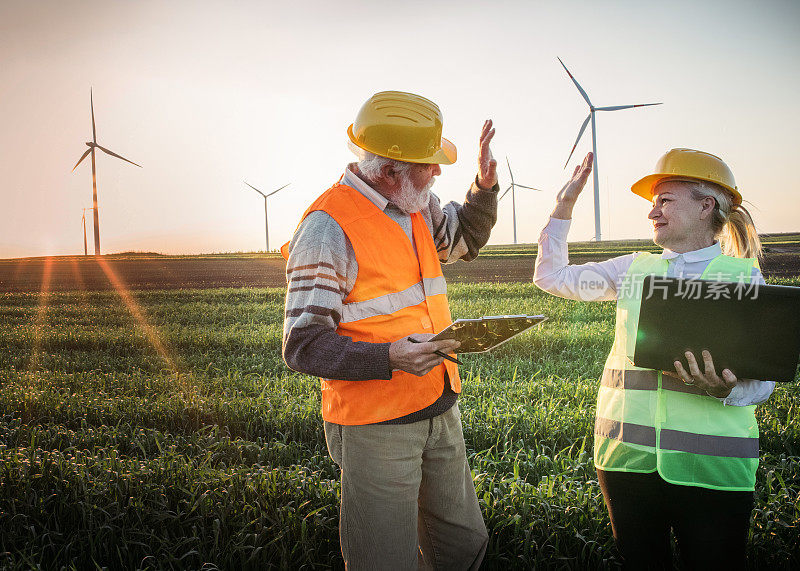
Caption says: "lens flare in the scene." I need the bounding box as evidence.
[27,256,53,372]
[95,257,177,372]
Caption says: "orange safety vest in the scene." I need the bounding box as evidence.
[281,183,460,425]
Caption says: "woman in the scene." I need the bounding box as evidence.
[534,148,776,569]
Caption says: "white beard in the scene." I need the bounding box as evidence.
[391,173,434,215]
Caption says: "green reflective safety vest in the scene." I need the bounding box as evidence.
[594,252,760,491]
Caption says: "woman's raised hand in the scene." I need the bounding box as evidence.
[552,152,593,220]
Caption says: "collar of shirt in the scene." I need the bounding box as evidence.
[661,241,721,262]
[342,164,390,211]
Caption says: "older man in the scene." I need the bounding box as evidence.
[281,91,498,569]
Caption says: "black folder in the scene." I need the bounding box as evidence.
[633,276,800,382]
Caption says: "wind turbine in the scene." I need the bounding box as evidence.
[558,57,661,241]
[498,157,541,244]
[244,181,290,252]
[81,207,94,256]
[72,89,142,255]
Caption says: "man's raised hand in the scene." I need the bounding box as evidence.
[477,119,497,190]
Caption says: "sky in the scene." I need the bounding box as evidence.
[1,0,798,258]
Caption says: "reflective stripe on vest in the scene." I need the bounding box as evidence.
[340,275,448,323]
[595,418,759,458]
[282,183,459,425]
[601,368,708,396]
[594,251,760,491]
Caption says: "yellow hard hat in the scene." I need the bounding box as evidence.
[347,91,457,165]
[631,148,741,205]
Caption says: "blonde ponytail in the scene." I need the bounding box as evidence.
[688,181,762,260]
[721,203,762,259]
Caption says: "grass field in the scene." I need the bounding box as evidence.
[0,280,798,569]
[2,232,800,293]
[477,232,800,256]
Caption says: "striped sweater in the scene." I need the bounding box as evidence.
[282,164,499,424]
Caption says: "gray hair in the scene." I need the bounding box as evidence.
[349,142,412,184]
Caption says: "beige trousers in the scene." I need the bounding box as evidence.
[324,403,488,570]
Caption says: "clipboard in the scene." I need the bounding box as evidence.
[633,276,800,382]
[431,315,547,354]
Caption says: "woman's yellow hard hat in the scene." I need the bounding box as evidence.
[631,148,742,205]
[347,91,457,165]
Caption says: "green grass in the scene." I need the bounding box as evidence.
[477,232,800,257]
[3,232,797,264]
[0,281,798,569]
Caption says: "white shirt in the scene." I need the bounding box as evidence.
[533,217,775,406]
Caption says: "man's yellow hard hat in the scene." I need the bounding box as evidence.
[631,148,742,205]
[347,91,457,165]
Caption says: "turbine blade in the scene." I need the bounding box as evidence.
[499,186,512,201]
[505,156,514,184]
[266,182,291,198]
[90,88,97,143]
[244,181,267,197]
[515,184,541,191]
[95,144,142,167]
[564,113,592,169]
[557,57,592,107]
[595,103,662,111]
[72,148,92,171]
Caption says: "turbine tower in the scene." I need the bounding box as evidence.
[72,89,142,255]
[558,57,661,241]
[498,157,541,244]
[244,181,290,252]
